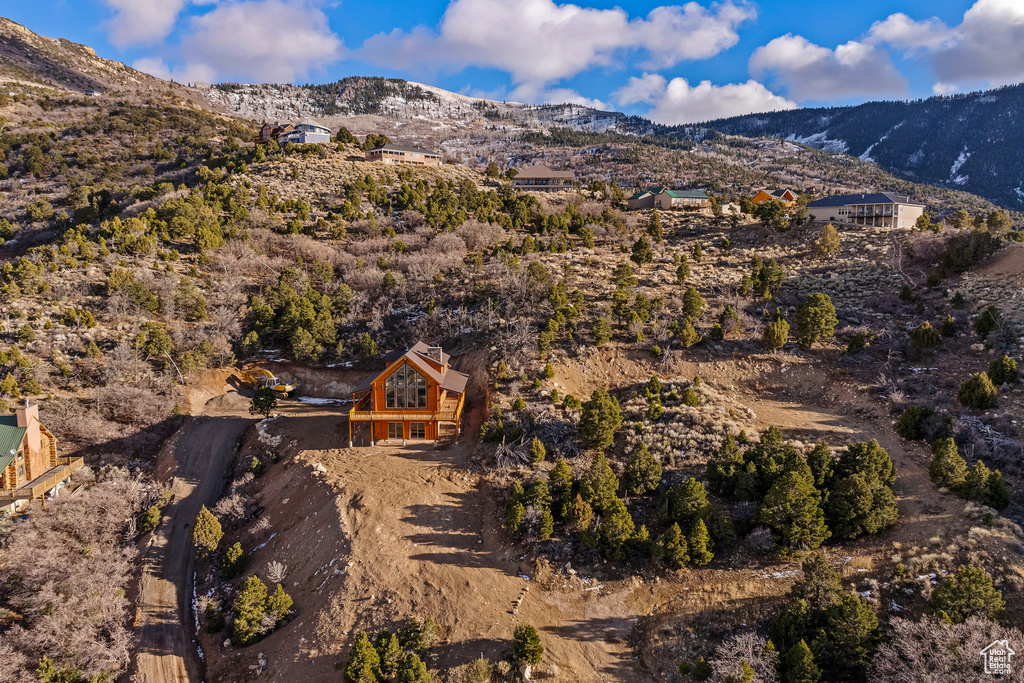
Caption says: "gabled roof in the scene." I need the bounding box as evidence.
[627,191,652,200]
[662,189,709,199]
[0,415,25,473]
[513,164,574,179]
[296,118,328,129]
[355,343,468,395]
[807,192,923,208]
[368,143,440,156]
[763,189,796,200]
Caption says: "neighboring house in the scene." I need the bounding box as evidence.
[348,342,469,447]
[510,164,575,193]
[0,402,83,511]
[364,143,442,166]
[279,119,332,144]
[254,122,294,144]
[752,189,798,206]
[806,192,925,228]
[627,187,710,211]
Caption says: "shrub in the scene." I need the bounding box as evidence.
[579,389,622,451]
[958,372,997,409]
[249,386,277,418]
[987,355,1018,385]
[895,405,930,440]
[220,542,246,580]
[974,306,1001,337]
[192,505,222,557]
[814,223,840,259]
[908,321,941,352]
[763,315,789,353]
[682,387,699,407]
[941,314,957,337]
[513,624,544,664]
[677,319,702,347]
[140,504,162,533]
[529,437,546,463]
[928,438,967,490]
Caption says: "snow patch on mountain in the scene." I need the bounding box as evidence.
[950,146,970,185]
[787,131,848,153]
[859,121,903,162]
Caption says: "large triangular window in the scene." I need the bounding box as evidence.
[384,363,428,409]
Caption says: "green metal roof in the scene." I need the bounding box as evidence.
[0,416,25,473]
[663,189,709,199]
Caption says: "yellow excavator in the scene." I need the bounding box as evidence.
[240,367,295,396]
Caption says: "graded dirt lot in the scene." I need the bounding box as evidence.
[192,346,987,682]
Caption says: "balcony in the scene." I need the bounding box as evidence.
[0,456,85,505]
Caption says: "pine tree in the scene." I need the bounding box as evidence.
[266,583,293,623]
[513,624,544,664]
[598,497,635,553]
[192,505,222,558]
[220,542,246,580]
[567,494,593,534]
[985,470,1010,510]
[529,436,547,463]
[814,223,840,260]
[249,386,277,418]
[930,564,1005,623]
[232,575,269,646]
[375,630,403,676]
[579,389,622,451]
[677,318,702,348]
[928,438,967,490]
[525,479,552,510]
[538,509,554,540]
[757,471,830,555]
[682,287,705,320]
[688,519,714,566]
[987,355,1019,385]
[806,443,834,489]
[506,500,525,535]
[345,631,382,683]
[580,452,619,513]
[631,237,654,266]
[592,317,612,345]
[783,640,821,683]
[396,652,431,683]
[962,460,992,502]
[958,372,998,409]
[796,293,838,349]
[706,433,745,496]
[675,254,690,286]
[647,210,663,243]
[623,444,662,496]
[548,458,573,518]
[763,315,789,353]
[666,478,711,525]
[659,522,689,568]
[611,261,638,288]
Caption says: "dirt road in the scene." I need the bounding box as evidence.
[132,391,252,683]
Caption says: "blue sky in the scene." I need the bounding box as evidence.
[8,1,1024,123]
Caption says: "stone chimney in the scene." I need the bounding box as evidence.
[16,400,41,471]
[425,346,443,364]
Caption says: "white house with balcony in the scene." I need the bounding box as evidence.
[279,119,331,145]
[807,192,924,229]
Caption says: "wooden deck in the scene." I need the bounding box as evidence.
[0,456,85,506]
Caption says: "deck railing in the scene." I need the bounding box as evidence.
[0,457,85,500]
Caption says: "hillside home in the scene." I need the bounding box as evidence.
[510,164,575,193]
[751,188,797,206]
[279,119,332,144]
[255,122,293,144]
[348,342,469,447]
[627,187,710,212]
[0,402,83,511]
[807,193,924,228]
[364,144,442,166]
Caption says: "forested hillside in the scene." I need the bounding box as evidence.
[700,84,1024,208]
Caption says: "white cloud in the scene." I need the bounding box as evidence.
[749,34,908,102]
[932,82,959,96]
[536,88,607,110]
[136,0,344,84]
[358,0,754,91]
[101,0,190,46]
[930,0,1024,86]
[865,13,956,53]
[613,73,796,124]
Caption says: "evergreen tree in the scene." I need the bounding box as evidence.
[985,470,1010,510]
[688,519,714,566]
[659,522,689,568]
[623,444,662,496]
[249,386,277,419]
[580,452,619,513]
[677,318,702,347]
[592,317,612,345]
[631,236,654,266]
[987,355,1019,385]
[796,293,838,349]
[529,436,547,463]
[706,433,745,496]
[611,261,638,288]
[813,223,840,260]
[567,494,593,534]
[597,497,635,554]
[783,640,821,683]
[675,254,690,286]
[790,554,842,611]
[928,438,967,490]
[396,653,431,683]
[682,287,705,320]
[578,389,622,450]
[738,426,794,500]
[665,478,711,526]
[958,372,998,409]
[806,443,834,489]
[192,505,222,558]
[763,314,789,353]
[538,509,554,540]
[757,471,829,555]
[548,458,573,518]
[376,630,402,677]
[345,631,382,683]
[647,210,663,243]
[826,440,898,539]
[232,575,269,646]
[819,592,878,680]
[266,583,292,623]
[513,624,544,664]
[220,542,246,580]
[962,460,993,502]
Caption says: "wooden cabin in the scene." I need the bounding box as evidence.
[0,402,82,511]
[348,342,469,446]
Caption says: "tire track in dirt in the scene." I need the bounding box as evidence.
[131,392,252,683]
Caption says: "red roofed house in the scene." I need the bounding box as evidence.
[348,342,469,447]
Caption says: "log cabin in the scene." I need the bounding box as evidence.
[348,342,469,447]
